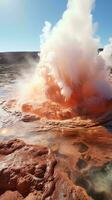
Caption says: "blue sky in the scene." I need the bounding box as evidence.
[0,0,112,52]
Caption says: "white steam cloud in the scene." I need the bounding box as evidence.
[38,0,112,101]
[17,0,112,114]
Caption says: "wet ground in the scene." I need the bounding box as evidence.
[0,62,112,200]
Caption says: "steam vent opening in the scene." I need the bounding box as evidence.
[0,0,112,200]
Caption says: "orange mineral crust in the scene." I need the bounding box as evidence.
[21,97,112,120]
[19,72,112,120]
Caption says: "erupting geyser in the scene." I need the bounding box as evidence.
[21,0,112,118]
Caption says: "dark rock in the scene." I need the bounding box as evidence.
[21,115,40,122]
[76,159,87,169]
[74,142,89,153]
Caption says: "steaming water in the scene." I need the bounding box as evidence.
[0,63,48,143]
[0,63,73,145]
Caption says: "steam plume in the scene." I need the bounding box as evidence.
[38,0,112,108]
[19,0,112,117]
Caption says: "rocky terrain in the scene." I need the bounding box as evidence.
[0,139,91,200]
[0,119,112,200]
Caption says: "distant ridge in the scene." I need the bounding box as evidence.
[0,51,39,64]
[0,49,103,65]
